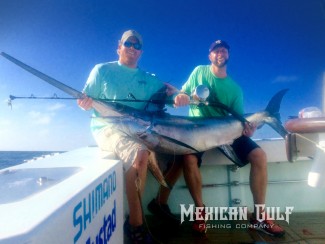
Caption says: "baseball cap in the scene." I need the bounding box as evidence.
[120,30,143,46]
[209,40,230,52]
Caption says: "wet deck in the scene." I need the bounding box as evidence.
[125,212,325,243]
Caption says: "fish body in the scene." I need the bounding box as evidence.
[96,88,288,155]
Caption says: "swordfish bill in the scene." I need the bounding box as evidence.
[1,52,83,99]
[0,52,123,117]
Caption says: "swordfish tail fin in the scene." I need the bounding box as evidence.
[265,89,289,117]
[264,89,289,138]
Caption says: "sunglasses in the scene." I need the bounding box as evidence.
[123,41,142,50]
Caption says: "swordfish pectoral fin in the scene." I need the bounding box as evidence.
[148,151,172,189]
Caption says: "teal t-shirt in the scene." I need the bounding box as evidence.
[182,65,244,117]
[83,61,166,133]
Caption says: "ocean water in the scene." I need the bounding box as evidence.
[0,151,64,170]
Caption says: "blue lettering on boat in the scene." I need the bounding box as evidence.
[85,200,117,244]
[73,171,117,243]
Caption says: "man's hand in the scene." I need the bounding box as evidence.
[242,122,257,137]
[174,93,190,107]
[77,94,93,110]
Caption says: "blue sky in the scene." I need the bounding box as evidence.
[1,0,325,151]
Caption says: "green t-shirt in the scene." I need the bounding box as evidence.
[83,61,166,133]
[182,65,244,117]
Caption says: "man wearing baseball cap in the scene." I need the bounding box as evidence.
[208,39,230,52]
[120,30,143,46]
[78,30,177,243]
[151,39,286,237]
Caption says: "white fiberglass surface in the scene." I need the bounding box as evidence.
[0,167,81,204]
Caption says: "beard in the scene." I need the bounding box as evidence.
[215,58,228,68]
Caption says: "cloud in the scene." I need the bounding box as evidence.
[0,119,11,126]
[37,128,50,137]
[28,110,52,125]
[272,75,299,83]
[47,102,66,111]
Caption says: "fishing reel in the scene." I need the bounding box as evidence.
[190,85,210,107]
[193,85,210,102]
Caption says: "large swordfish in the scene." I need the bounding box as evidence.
[1,52,288,187]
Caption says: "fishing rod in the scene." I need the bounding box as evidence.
[7,94,75,109]
[7,93,227,106]
[8,93,174,106]
[2,51,248,124]
[9,94,75,100]
[7,93,248,124]
[7,93,170,110]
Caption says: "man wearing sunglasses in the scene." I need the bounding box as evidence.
[78,30,177,243]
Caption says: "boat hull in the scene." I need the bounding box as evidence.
[0,147,124,243]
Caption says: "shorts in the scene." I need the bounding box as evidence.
[194,136,260,167]
[93,126,181,171]
[94,127,148,171]
[231,135,260,167]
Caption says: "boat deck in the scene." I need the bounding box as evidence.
[125,212,325,243]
